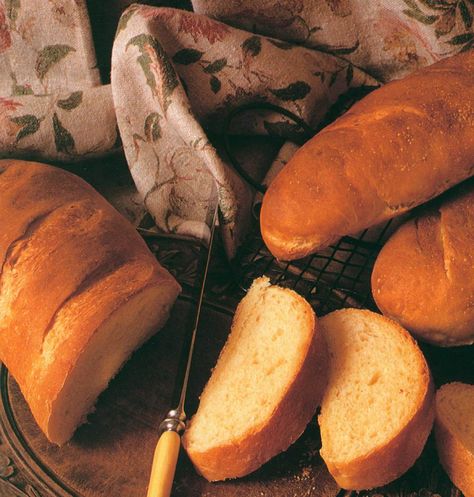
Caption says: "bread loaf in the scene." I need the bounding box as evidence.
[0,159,181,445]
[260,50,474,260]
[372,181,474,346]
[182,277,328,481]
[318,309,434,490]
[435,382,474,497]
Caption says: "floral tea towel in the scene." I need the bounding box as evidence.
[112,5,377,257]
[193,0,474,82]
[0,0,118,161]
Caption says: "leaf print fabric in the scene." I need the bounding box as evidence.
[111,6,377,256]
[0,0,118,160]
[193,0,474,81]
[56,91,83,110]
[0,6,11,53]
[0,0,99,95]
[1,86,117,160]
[35,45,77,82]
[2,0,471,255]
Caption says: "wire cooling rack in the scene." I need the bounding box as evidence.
[143,212,400,316]
[221,95,395,315]
[233,218,397,316]
[145,94,398,314]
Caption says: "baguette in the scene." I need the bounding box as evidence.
[182,277,328,481]
[318,309,434,490]
[435,382,474,497]
[260,50,474,260]
[0,159,181,445]
[372,181,474,346]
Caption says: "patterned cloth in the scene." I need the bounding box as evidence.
[193,0,474,82]
[111,5,378,255]
[111,2,473,256]
[0,0,118,161]
[2,0,473,256]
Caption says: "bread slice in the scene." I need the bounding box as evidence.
[435,382,474,497]
[0,159,181,445]
[318,309,434,490]
[182,277,328,481]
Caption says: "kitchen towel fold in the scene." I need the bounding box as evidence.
[193,0,474,82]
[111,5,377,256]
[0,0,118,161]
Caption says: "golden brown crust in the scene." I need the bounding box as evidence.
[372,181,474,346]
[0,159,180,442]
[319,309,435,490]
[32,262,171,439]
[260,50,474,261]
[435,384,474,497]
[182,294,328,481]
[323,374,434,490]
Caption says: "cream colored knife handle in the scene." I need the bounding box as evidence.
[146,430,181,497]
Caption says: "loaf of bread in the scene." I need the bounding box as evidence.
[435,382,474,497]
[318,309,434,490]
[0,159,181,445]
[182,277,328,481]
[372,181,474,346]
[260,50,474,260]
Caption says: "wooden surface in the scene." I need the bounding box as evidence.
[0,297,339,497]
[0,286,472,497]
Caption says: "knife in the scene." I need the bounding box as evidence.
[146,203,219,497]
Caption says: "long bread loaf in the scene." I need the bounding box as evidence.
[261,50,474,260]
[372,180,474,346]
[0,159,181,445]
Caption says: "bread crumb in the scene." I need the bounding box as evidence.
[301,467,311,478]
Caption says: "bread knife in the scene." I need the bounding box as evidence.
[146,204,219,497]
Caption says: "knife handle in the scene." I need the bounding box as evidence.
[146,430,181,497]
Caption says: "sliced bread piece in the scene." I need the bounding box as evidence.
[435,382,474,497]
[182,277,328,481]
[318,309,434,490]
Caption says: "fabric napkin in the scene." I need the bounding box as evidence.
[112,1,473,257]
[0,0,118,161]
[111,5,378,256]
[193,0,474,82]
[2,0,472,258]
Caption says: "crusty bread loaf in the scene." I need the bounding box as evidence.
[318,309,434,490]
[0,159,181,445]
[372,181,474,346]
[435,382,474,497]
[182,277,328,481]
[260,50,474,261]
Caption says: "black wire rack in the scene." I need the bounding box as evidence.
[234,218,396,316]
[221,96,399,316]
[142,210,399,317]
